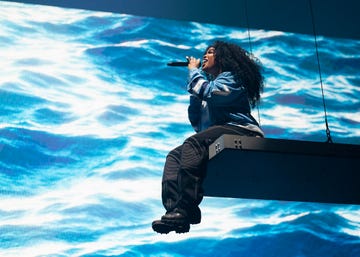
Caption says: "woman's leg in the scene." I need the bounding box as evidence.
[175,125,258,216]
[154,125,260,233]
[161,144,202,224]
[161,145,182,213]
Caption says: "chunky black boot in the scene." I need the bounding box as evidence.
[152,219,190,234]
[152,208,190,234]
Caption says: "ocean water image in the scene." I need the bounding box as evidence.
[0,1,360,257]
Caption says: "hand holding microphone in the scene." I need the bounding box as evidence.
[167,56,201,68]
[186,56,201,69]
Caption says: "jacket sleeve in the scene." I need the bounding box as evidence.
[187,68,246,106]
[187,95,202,132]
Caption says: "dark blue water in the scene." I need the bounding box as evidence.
[0,2,359,256]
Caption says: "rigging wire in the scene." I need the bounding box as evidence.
[244,0,261,125]
[308,0,333,143]
[244,0,253,54]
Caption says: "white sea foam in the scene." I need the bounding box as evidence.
[1,2,360,256]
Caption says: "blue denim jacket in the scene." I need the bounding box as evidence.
[187,68,264,136]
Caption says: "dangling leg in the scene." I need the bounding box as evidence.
[161,146,182,213]
[153,145,192,234]
[160,125,255,230]
[153,125,257,234]
[160,136,207,227]
[154,129,217,234]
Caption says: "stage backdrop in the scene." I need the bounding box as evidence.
[0,2,359,257]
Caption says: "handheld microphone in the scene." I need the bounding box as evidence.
[167,61,189,66]
[167,57,201,67]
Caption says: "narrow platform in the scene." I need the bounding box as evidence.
[204,135,360,205]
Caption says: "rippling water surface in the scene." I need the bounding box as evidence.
[0,2,359,257]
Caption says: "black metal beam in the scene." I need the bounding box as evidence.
[205,135,360,204]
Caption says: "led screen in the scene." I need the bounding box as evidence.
[0,1,359,256]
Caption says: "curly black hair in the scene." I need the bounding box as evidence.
[206,41,264,108]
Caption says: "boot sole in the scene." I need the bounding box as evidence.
[152,220,190,234]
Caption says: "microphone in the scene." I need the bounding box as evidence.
[167,61,189,66]
[167,57,201,67]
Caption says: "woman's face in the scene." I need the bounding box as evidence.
[202,47,220,76]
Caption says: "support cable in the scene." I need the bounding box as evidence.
[244,0,261,125]
[244,0,253,54]
[308,0,333,143]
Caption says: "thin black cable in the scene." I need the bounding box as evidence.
[244,0,261,125]
[244,0,253,54]
[308,0,333,143]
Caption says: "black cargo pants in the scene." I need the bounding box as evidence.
[161,124,260,216]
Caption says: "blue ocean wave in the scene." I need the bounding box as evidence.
[1,2,360,257]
